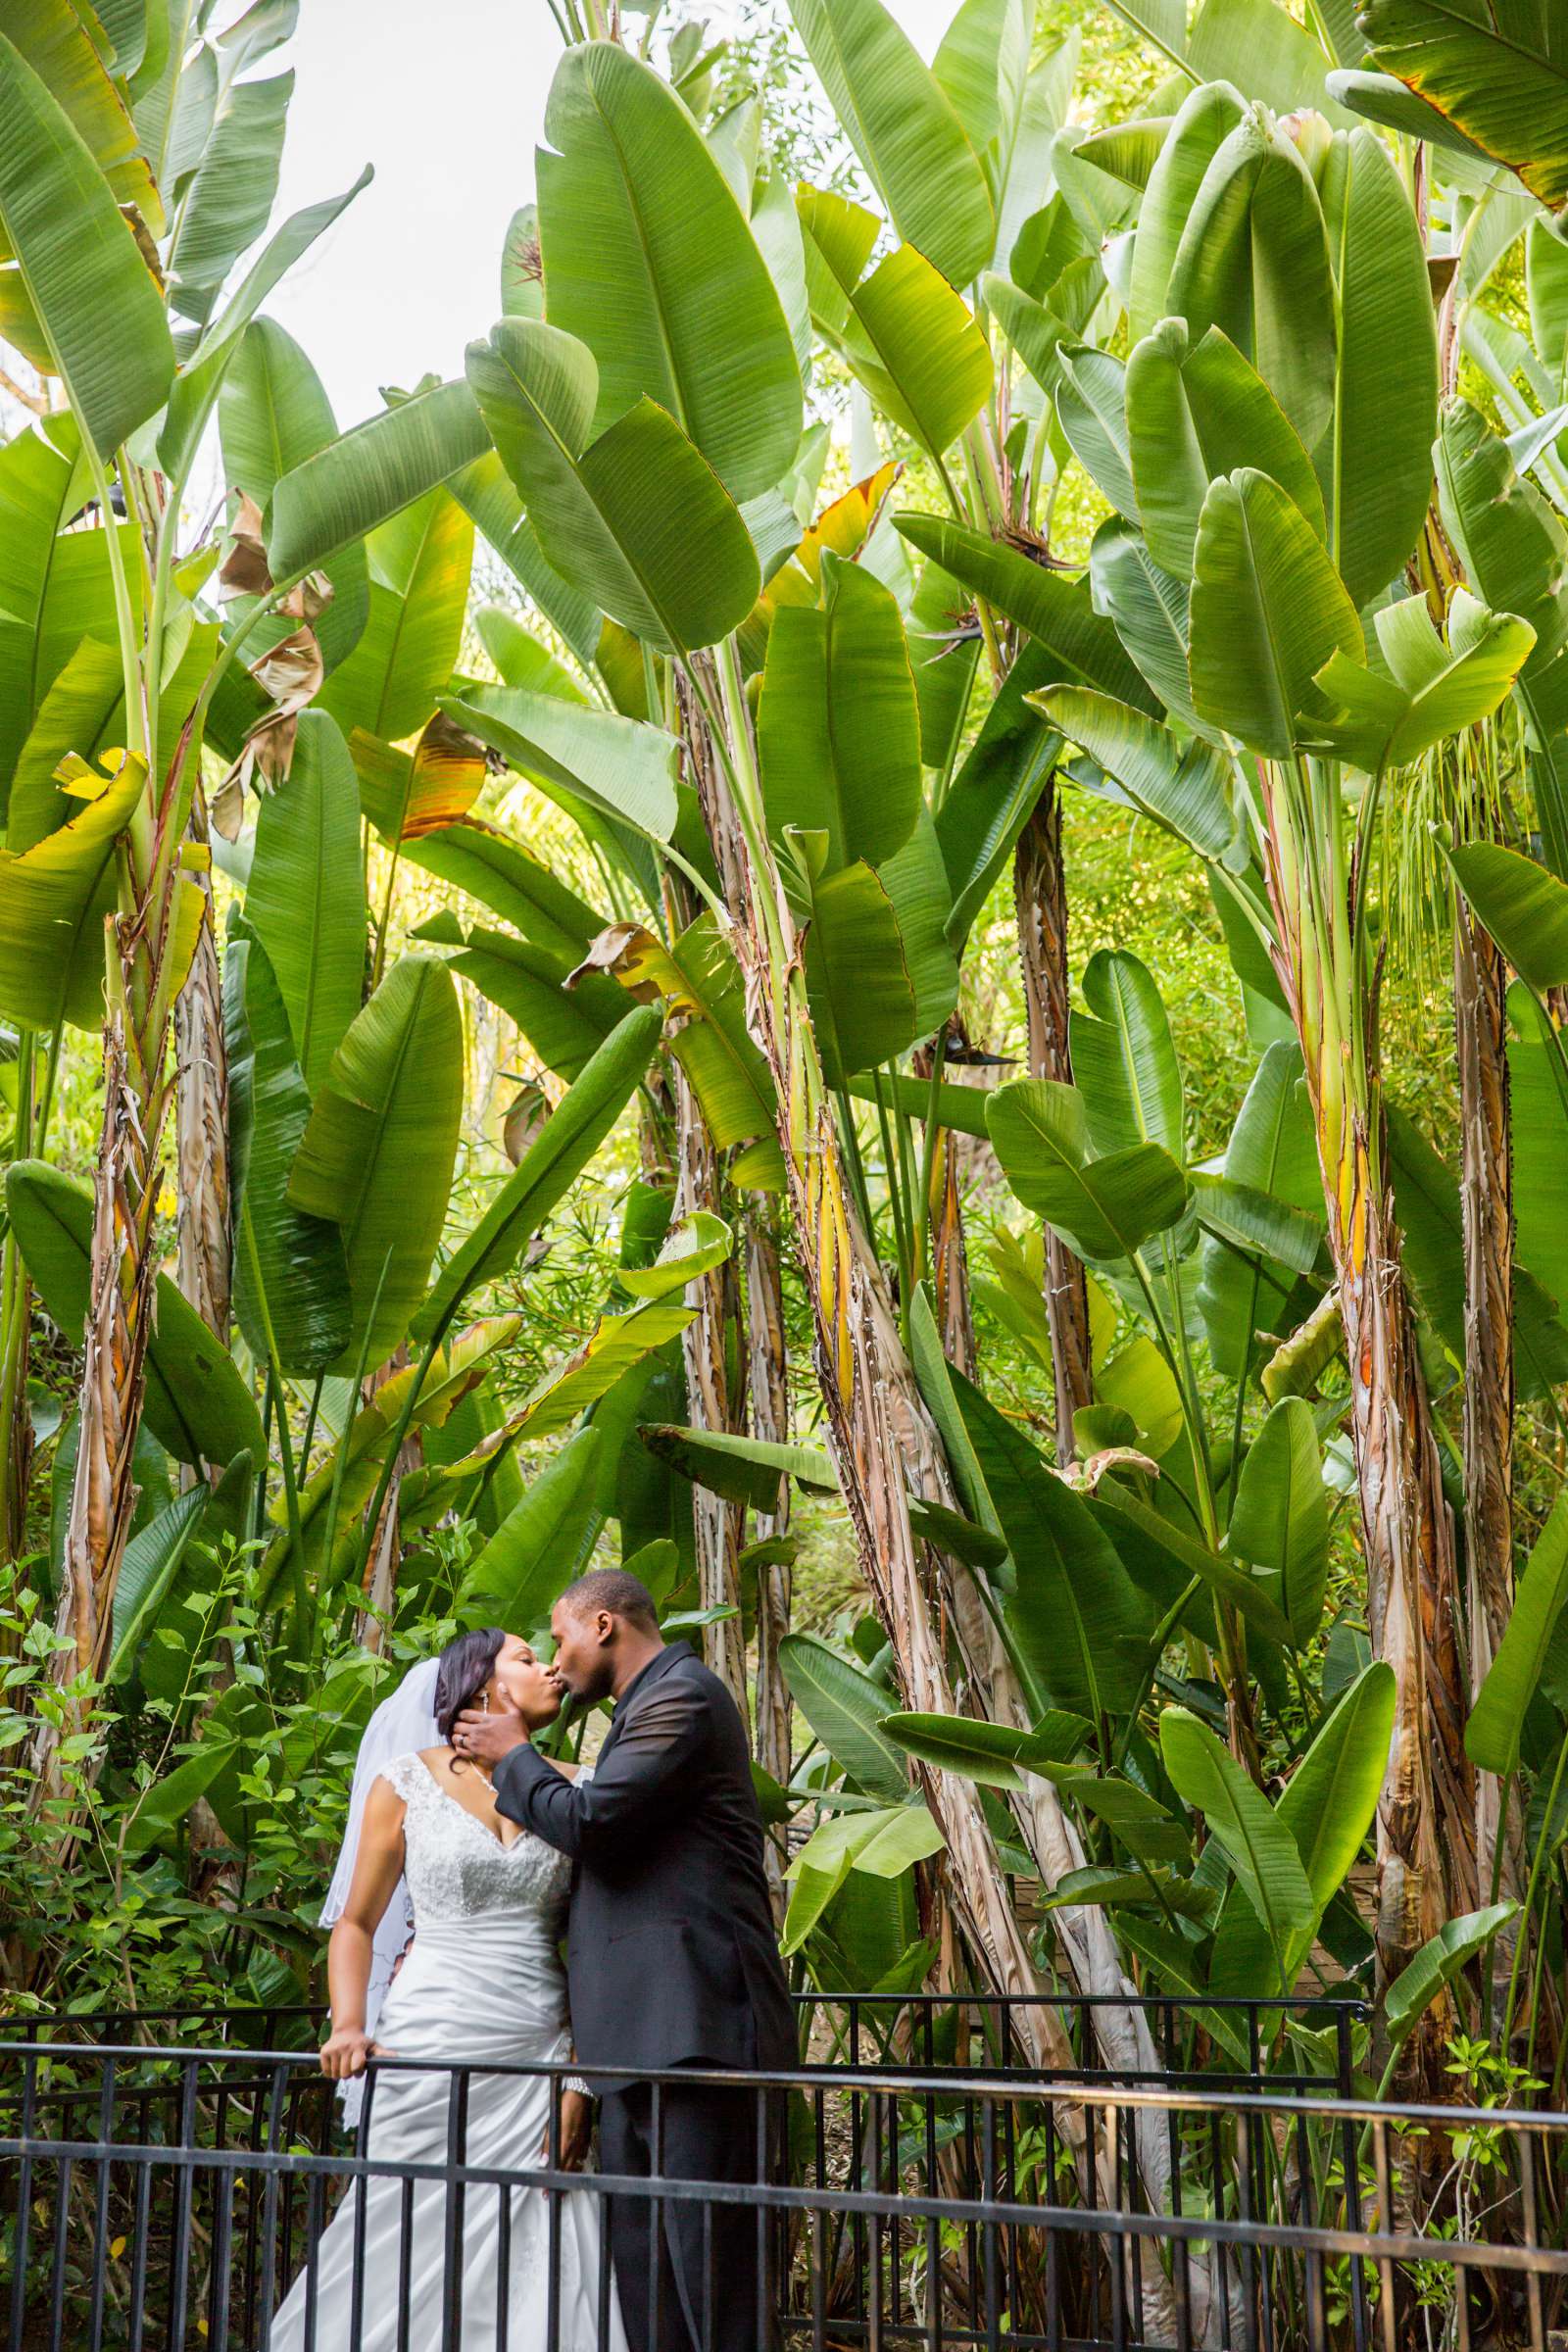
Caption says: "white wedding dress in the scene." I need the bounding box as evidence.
[270,1751,625,2352]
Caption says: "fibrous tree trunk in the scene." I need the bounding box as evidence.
[673,1052,750,1726]
[32,1014,162,1808]
[694,655,1215,2340]
[746,1206,793,1921]
[1453,886,1523,1909]
[747,1207,792,1782]
[37,681,217,1801]
[1262,775,1476,2086]
[173,790,231,1349]
[1013,783,1091,1460]
[912,1037,976,1381]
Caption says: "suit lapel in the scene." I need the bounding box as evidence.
[598,1642,692,1759]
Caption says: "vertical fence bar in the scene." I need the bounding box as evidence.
[166,2060,198,2352]
[441,2065,470,2352]
[86,2055,114,2352]
[547,2071,563,2352]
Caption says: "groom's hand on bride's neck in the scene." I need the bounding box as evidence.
[453,1701,530,1766]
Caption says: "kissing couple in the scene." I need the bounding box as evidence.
[270,1567,796,2352]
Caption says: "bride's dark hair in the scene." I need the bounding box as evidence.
[434,1627,506,1759]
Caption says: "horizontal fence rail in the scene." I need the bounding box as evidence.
[1,2034,1563,2352]
[0,1989,1374,2091]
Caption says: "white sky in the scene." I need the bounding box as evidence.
[262,0,954,426]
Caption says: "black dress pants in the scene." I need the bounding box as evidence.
[597,2080,773,2352]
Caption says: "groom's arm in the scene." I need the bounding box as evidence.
[492,1684,709,1862]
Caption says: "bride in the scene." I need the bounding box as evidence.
[270,1629,626,2352]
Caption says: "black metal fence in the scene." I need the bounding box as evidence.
[1,2004,1563,2352]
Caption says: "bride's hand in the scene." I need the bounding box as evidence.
[319,2026,379,2081]
[541,2087,593,2172]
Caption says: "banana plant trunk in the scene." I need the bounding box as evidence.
[1013,784,1091,1458]
[698,654,1217,2341]
[746,1207,793,1921]
[672,1054,750,1726]
[1262,767,1476,2085]
[173,792,231,1349]
[1452,889,1522,1909]
[912,1038,976,1379]
[36,705,202,1801]
[746,1208,792,1779]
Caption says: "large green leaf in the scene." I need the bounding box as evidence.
[1166,106,1337,452]
[568,917,782,1176]
[0,755,141,1030]
[0,418,136,814]
[875,808,960,1041]
[1303,594,1535,772]
[1508,984,1568,1310]
[442,685,679,846]
[1356,0,1568,226]
[269,379,489,583]
[1388,1097,1568,1403]
[317,488,472,744]
[458,1425,605,1632]
[640,1424,839,1515]
[1210,1660,1395,1993]
[1088,518,1206,733]
[287,956,466,1373]
[107,1487,209,1689]
[787,0,996,288]
[466,318,759,654]
[453,929,624,1084]
[1129,78,1247,340]
[393,815,601,964]
[778,1633,909,1802]
[986,1077,1190,1260]
[224,936,352,1381]
[1227,1397,1328,1647]
[1436,400,1568,695]
[955,1371,1153,1720]
[6,1159,264,1471]
[414,1004,663,1341]
[1320,125,1440,608]
[1159,1705,1313,1990]
[879,1708,1091,1789]
[0,28,173,457]
[1189,468,1364,760]
[241,711,366,1097]
[219,318,369,676]
[448,449,602,668]
[934,644,1062,951]
[1446,842,1568,994]
[537,40,801,502]
[802,858,919,1080]
[1197,1041,1320,1380]
[1386,1903,1520,2049]
[801,200,993,456]
[167,67,292,326]
[758,557,921,871]
[1039,689,1237,863]
[161,166,373,493]
[1467,1490,1568,1776]
[1069,948,1184,1159]
[896,514,1157,710]
[1126,318,1324,581]
[1054,344,1138,520]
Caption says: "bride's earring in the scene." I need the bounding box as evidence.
[480,1692,490,1714]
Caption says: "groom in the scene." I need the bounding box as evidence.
[453,1567,795,2352]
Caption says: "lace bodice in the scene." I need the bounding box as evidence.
[377,1750,575,1929]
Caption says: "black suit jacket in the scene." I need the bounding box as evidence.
[492,1642,796,2076]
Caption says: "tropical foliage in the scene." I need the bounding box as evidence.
[6,0,1568,2255]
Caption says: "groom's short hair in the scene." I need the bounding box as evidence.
[560,1568,658,1632]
